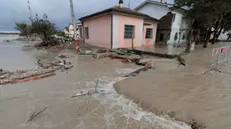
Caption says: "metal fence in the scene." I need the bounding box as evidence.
[209,46,231,69]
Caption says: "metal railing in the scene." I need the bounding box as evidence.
[209,46,231,70]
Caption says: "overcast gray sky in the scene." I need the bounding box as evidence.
[0,0,173,31]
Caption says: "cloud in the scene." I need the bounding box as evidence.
[0,0,174,31]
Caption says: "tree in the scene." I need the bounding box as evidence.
[175,0,231,48]
[14,22,31,37]
[15,14,57,40]
[30,14,56,39]
[55,30,65,37]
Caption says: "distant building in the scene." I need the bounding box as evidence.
[79,2,159,49]
[135,0,190,46]
[63,23,83,39]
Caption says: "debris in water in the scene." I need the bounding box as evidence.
[94,52,116,59]
[71,90,97,98]
[124,66,154,77]
[0,58,74,85]
[177,55,186,67]
[58,54,68,58]
[26,107,48,123]
[71,79,99,98]
[0,69,56,85]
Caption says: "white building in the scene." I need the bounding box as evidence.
[135,0,190,46]
[63,23,83,39]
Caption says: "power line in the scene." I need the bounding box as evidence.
[128,0,131,8]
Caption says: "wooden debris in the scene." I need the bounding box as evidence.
[136,58,152,66]
[78,52,95,55]
[0,69,56,85]
[124,66,153,77]
[11,72,55,84]
[63,64,74,70]
[97,48,108,53]
[110,54,141,63]
[94,52,116,59]
[26,107,48,123]
[111,49,129,55]
[95,79,99,92]
[71,90,97,98]
[177,55,186,66]
[127,49,177,59]
[71,80,99,98]
[57,54,70,59]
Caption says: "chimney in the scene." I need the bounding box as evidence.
[119,0,123,7]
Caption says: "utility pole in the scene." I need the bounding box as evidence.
[69,0,77,41]
[27,0,33,19]
[128,0,131,8]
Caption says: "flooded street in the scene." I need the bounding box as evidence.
[0,36,190,129]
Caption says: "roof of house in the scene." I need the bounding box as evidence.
[135,0,187,12]
[135,0,173,10]
[169,6,188,12]
[79,6,159,22]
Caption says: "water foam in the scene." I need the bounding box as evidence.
[83,68,192,129]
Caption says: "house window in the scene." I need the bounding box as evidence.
[85,27,89,39]
[145,28,153,39]
[124,25,135,39]
[79,27,83,38]
[159,33,164,41]
[182,33,186,40]
[174,32,178,41]
[172,14,176,22]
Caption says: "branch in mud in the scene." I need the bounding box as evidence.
[26,107,48,123]
[124,66,154,78]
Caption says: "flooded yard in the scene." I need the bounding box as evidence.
[0,36,190,129]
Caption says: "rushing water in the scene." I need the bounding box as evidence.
[0,35,191,129]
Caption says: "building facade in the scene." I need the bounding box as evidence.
[63,23,83,39]
[135,0,190,46]
[79,5,159,49]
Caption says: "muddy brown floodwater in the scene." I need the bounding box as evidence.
[115,43,231,129]
[0,37,190,129]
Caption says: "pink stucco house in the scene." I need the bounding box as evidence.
[79,4,159,49]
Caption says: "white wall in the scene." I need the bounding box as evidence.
[168,10,190,44]
[137,3,190,45]
[64,24,81,38]
[171,11,182,30]
[137,3,169,20]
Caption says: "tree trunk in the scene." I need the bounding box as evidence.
[203,28,211,48]
[215,28,222,42]
[212,22,219,44]
[212,14,223,44]
[185,30,192,52]
[203,29,209,48]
